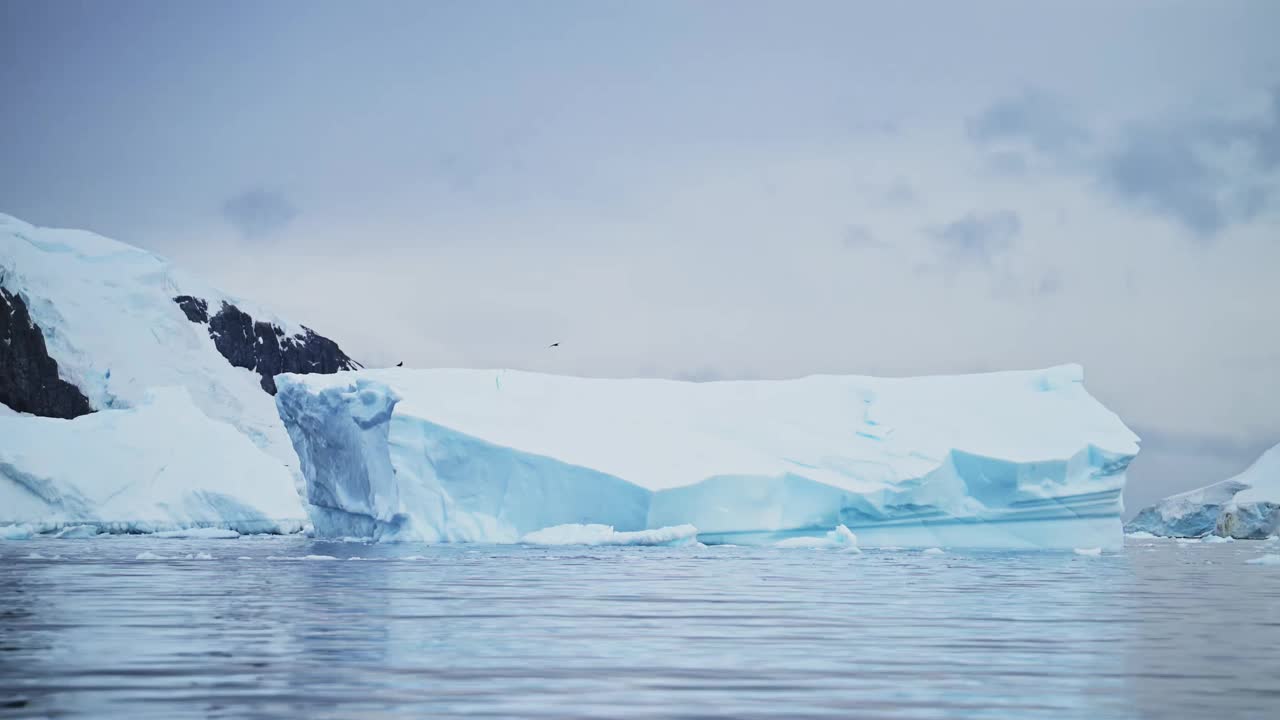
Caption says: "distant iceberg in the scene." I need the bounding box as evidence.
[1126,443,1280,539]
[276,365,1138,550]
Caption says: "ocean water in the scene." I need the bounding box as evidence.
[1,536,1277,719]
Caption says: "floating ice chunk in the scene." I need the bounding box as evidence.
[1200,535,1234,544]
[152,528,241,539]
[135,551,168,560]
[1124,531,1157,540]
[921,547,946,555]
[402,555,428,561]
[186,552,215,560]
[277,366,1138,550]
[521,523,699,547]
[0,525,34,540]
[774,525,860,552]
[237,556,253,560]
[1073,547,1103,556]
[52,525,101,539]
[1245,554,1280,565]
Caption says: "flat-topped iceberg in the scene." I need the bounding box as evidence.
[275,365,1139,549]
[1126,443,1279,539]
[0,387,306,536]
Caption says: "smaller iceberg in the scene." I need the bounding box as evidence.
[1126,443,1280,539]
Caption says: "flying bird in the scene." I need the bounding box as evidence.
[395,361,404,367]
[548,342,559,348]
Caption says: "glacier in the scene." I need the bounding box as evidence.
[276,365,1140,549]
[0,386,305,535]
[1126,443,1280,539]
[0,212,360,533]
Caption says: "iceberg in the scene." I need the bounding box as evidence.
[276,365,1139,549]
[1126,443,1280,539]
[0,386,305,535]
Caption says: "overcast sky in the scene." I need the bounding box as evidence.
[2,0,1278,513]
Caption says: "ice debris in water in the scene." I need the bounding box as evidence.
[135,551,167,560]
[1124,531,1157,540]
[521,523,699,547]
[1200,535,1234,544]
[1074,547,1103,556]
[922,548,946,555]
[151,528,241,539]
[1245,555,1280,566]
[1,525,34,541]
[773,525,860,552]
[53,525,101,539]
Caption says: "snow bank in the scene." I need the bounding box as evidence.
[1126,443,1280,539]
[0,386,305,535]
[277,366,1138,549]
[521,523,699,546]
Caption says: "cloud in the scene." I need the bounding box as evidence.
[973,85,1280,238]
[1100,128,1227,238]
[967,90,1089,157]
[221,189,298,240]
[841,223,886,250]
[929,211,1020,267]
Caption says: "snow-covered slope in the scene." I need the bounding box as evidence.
[0,387,305,534]
[276,365,1140,549]
[0,212,358,533]
[1126,443,1280,539]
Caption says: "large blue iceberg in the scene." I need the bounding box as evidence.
[275,365,1139,549]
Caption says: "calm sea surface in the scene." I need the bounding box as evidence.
[1,536,1277,719]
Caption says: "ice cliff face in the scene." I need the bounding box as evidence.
[1126,443,1280,539]
[277,366,1140,549]
[0,212,358,533]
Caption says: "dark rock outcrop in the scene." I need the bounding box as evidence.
[0,287,93,418]
[173,295,360,394]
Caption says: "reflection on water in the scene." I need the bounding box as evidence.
[1,537,1277,718]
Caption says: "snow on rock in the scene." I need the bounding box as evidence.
[276,365,1138,549]
[0,212,357,495]
[0,386,305,535]
[1126,443,1280,539]
[521,523,700,546]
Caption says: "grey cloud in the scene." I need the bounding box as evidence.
[1100,129,1227,238]
[221,189,298,240]
[974,85,1280,238]
[841,224,886,250]
[930,211,1020,267]
[968,90,1089,157]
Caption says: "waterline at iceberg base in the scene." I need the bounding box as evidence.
[275,365,1139,550]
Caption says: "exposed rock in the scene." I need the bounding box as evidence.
[173,296,359,394]
[0,287,93,418]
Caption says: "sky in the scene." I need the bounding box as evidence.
[2,0,1278,514]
